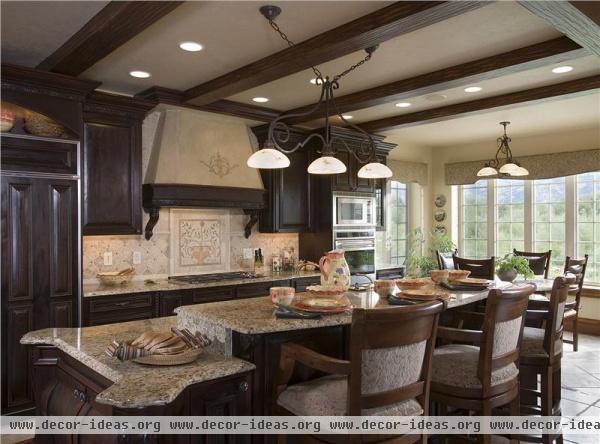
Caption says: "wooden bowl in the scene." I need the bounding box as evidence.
[448,270,471,280]
[374,279,396,296]
[430,270,449,283]
[97,273,134,286]
[395,278,430,290]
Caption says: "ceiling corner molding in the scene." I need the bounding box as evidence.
[183,1,489,105]
[37,1,184,76]
[136,86,279,122]
[282,36,587,125]
[358,75,600,132]
[519,1,600,55]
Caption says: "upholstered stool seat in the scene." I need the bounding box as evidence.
[432,344,519,390]
[521,327,563,357]
[277,374,423,417]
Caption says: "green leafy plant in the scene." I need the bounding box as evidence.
[431,233,456,254]
[496,254,534,278]
[406,229,446,277]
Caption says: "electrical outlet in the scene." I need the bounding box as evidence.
[132,251,142,265]
[103,252,113,266]
[243,248,254,260]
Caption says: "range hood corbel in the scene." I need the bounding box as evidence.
[142,184,266,240]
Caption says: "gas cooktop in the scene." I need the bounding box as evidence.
[168,271,258,284]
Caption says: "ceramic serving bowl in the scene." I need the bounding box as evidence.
[430,269,450,284]
[448,270,471,280]
[97,273,134,286]
[374,279,396,296]
[270,287,295,306]
[395,278,430,290]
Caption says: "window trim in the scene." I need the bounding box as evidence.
[389,180,409,266]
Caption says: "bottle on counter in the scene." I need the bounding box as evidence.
[272,253,282,273]
[254,248,265,275]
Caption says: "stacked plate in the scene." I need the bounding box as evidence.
[292,296,352,314]
[443,277,491,291]
[397,289,451,302]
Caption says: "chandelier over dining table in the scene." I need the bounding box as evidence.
[477,121,529,177]
[247,5,393,179]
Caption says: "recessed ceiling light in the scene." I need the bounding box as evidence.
[464,86,482,93]
[252,97,269,103]
[309,78,323,85]
[425,94,447,102]
[552,65,573,74]
[179,41,204,52]
[395,102,412,108]
[129,70,151,78]
[341,115,353,120]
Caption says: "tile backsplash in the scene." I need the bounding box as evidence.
[83,208,298,283]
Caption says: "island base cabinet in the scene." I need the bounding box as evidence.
[30,346,253,444]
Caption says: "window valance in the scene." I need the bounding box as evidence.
[445,149,600,185]
[387,159,428,186]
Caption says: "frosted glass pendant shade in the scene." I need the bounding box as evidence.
[499,162,520,174]
[357,162,393,179]
[511,166,529,176]
[247,148,290,169]
[477,166,498,177]
[307,156,347,174]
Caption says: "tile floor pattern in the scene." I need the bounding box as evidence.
[3,335,598,444]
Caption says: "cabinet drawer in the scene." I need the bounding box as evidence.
[1,135,78,175]
[192,286,236,304]
[88,309,154,327]
[88,293,153,313]
[236,282,274,299]
[293,276,321,292]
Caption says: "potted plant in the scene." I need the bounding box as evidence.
[406,229,455,277]
[496,254,534,282]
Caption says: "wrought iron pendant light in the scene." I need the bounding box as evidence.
[477,122,529,177]
[247,5,392,179]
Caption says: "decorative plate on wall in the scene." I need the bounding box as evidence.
[434,224,447,235]
[434,194,446,208]
[434,209,447,222]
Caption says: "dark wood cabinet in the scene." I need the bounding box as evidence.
[1,173,79,413]
[293,276,321,292]
[82,92,153,236]
[84,292,155,326]
[331,148,354,192]
[253,126,312,233]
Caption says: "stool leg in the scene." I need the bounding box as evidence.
[572,316,579,352]
[510,391,520,444]
[541,367,553,444]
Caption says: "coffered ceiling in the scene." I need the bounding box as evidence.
[1,1,599,148]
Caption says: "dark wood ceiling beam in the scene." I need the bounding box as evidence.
[183,1,489,105]
[37,1,184,76]
[282,36,587,125]
[358,75,600,132]
[136,86,279,122]
[519,1,600,55]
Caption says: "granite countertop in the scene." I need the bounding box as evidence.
[83,270,321,297]
[176,285,505,337]
[20,317,255,409]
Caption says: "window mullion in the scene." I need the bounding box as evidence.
[488,179,495,257]
[524,180,533,250]
[458,186,464,254]
[566,175,576,257]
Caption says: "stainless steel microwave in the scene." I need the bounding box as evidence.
[333,194,376,227]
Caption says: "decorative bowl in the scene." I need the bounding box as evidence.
[395,278,430,290]
[306,285,346,298]
[270,286,295,306]
[97,268,135,286]
[430,270,449,283]
[374,279,396,296]
[23,111,65,138]
[448,270,471,280]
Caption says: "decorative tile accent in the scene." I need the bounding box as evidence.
[83,208,299,283]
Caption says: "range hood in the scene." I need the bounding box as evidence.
[142,106,266,239]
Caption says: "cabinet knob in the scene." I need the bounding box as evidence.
[239,381,249,392]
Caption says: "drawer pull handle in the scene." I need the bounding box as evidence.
[239,381,249,392]
[114,301,130,307]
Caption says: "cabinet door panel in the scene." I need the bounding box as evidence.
[2,179,34,302]
[83,120,141,235]
[5,305,33,408]
[49,183,75,298]
[159,293,185,317]
[277,149,311,231]
[332,149,353,191]
[355,159,375,193]
[51,301,73,328]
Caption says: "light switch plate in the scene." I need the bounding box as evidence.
[103,252,113,266]
[243,248,254,260]
[132,251,142,265]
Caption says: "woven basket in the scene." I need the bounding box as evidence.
[133,349,203,366]
[23,111,65,138]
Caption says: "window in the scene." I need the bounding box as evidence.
[495,179,525,256]
[389,181,408,265]
[461,181,488,258]
[457,172,600,284]
[576,172,600,283]
[533,177,566,272]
